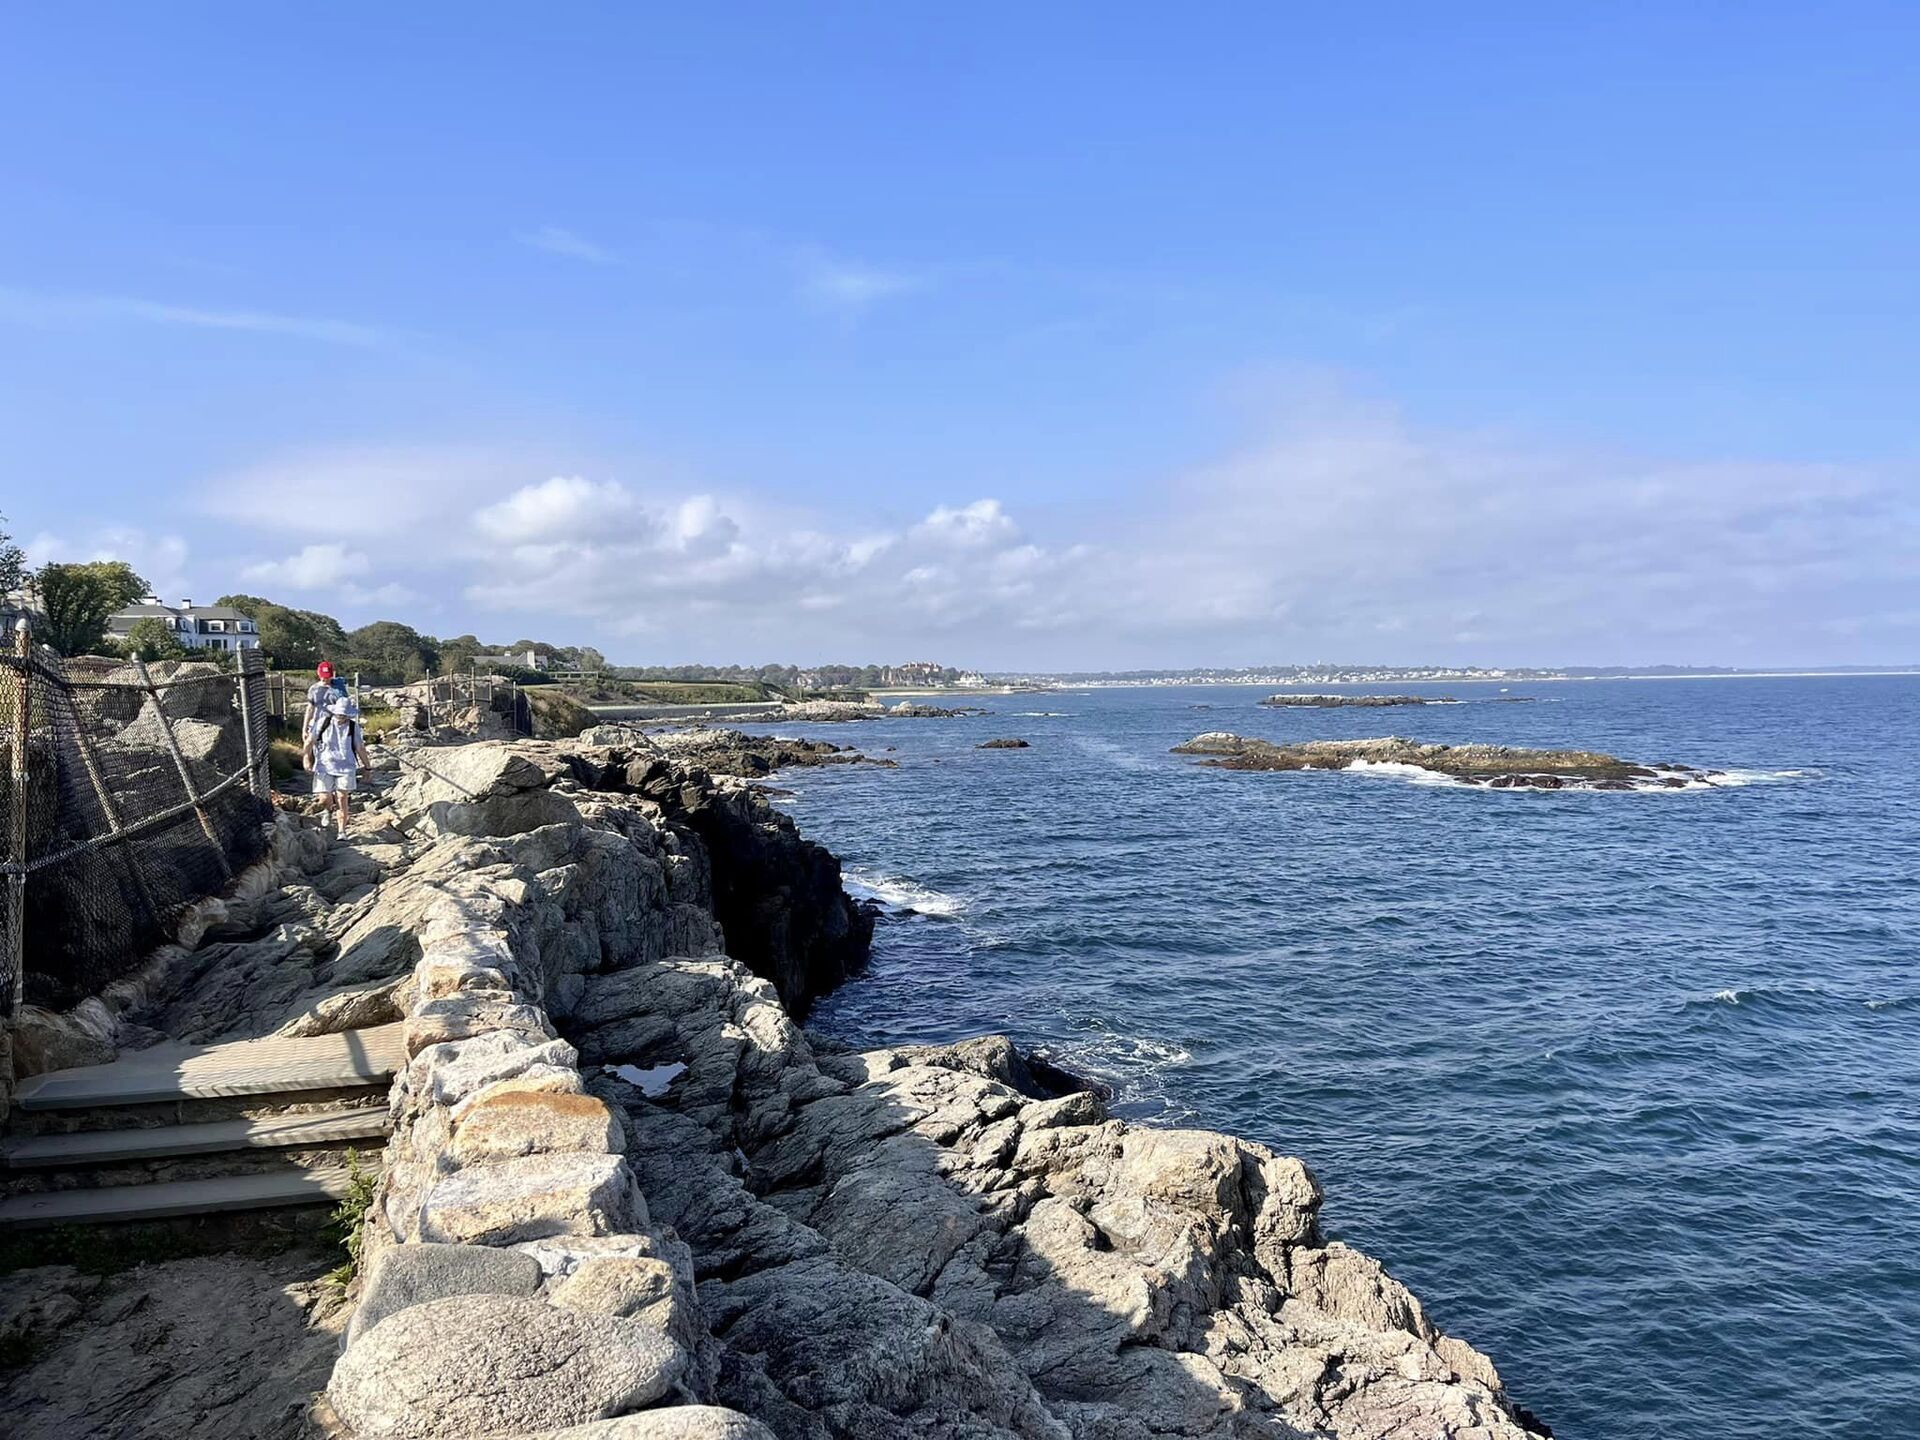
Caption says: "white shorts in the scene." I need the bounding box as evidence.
[312,770,358,794]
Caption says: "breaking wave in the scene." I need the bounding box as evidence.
[843,866,968,919]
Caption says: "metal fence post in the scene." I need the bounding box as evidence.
[236,648,267,800]
[6,617,30,1017]
[130,656,231,879]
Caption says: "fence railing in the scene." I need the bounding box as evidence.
[0,624,271,1019]
[262,669,530,740]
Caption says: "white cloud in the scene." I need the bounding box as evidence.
[475,476,641,542]
[177,383,1920,667]
[913,499,1018,548]
[517,226,615,264]
[0,286,385,346]
[241,543,371,590]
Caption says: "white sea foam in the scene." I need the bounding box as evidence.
[1334,758,1817,794]
[843,866,968,918]
[1044,1027,1198,1120]
[1012,710,1071,717]
[1341,760,1469,786]
[1698,768,1822,787]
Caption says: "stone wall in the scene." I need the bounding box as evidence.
[325,745,773,1439]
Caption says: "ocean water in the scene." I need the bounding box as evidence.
[771,678,1920,1440]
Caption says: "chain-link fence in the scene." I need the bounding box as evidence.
[1,631,270,1016]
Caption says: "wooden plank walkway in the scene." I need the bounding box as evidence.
[10,1023,407,1112]
[1,1108,389,1169]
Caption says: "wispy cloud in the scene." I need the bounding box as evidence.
[517,225,615,264]
[795,251,923,314]
[0,286,386,346]
[241,542,370,590]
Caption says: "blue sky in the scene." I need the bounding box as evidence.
[3,4,1915,668]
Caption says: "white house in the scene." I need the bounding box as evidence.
[106,598,261,653]
[473,648,547,673]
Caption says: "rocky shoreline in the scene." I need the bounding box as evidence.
[5,736,1550,1438]
[1174,733,1719,789]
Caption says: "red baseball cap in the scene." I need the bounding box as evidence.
[316,661,335,679]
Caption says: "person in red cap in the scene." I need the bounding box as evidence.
[304,662,338,747]
[303,662,341,816]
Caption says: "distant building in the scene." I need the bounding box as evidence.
[881,661,949,686]
[473,648,548,673]
[106,598,260,653]
[0,587,39,636]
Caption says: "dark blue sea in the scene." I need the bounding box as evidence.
[771,678,1920,1440]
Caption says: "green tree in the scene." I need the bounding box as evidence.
[345,620,439,683]
[119,616,189,662]
[35,561,149,657]
[218,594,349,670]
[436,634,481,675]
[0,515,26,598]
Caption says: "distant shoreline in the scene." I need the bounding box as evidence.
[999,670,1920,688]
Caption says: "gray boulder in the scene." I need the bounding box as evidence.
[329,1293,688,1437]
[345,1241,543,1348]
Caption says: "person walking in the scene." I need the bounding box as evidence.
[304,692,369,832]
[305,661,339,745]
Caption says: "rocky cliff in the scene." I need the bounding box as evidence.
[8,736,1544,1438]
[291,738,1547,1440]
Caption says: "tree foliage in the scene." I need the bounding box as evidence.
[218,593,350,671]
[0,515,26,598]
[36,561,149,657]
[118,616,190,662]
[344,620,440,684]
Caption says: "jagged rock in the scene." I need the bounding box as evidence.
[0,1265,99,1345]
[329,1294,687,1437]
[7,998,117,1076]
[0,1253,344,1440]
[346,1241,544,1348]
[976,737,1030,749]
[776,699,884,722]
[1171,732,1715,789]
[641,729,889,778]
[586,926,1542,1439]
[886,701,986,718]
[390,743,582,836]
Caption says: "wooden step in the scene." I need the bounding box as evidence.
[0,1166,357,1229]
[1,1108,389,1169]
[11,1024,407,1113]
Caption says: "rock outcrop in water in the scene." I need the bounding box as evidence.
[977,737,1031,749]
[1174,733,1719,789]
[647,729,895,779]
[887,701,988,718]
[1260,693,1450,707]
